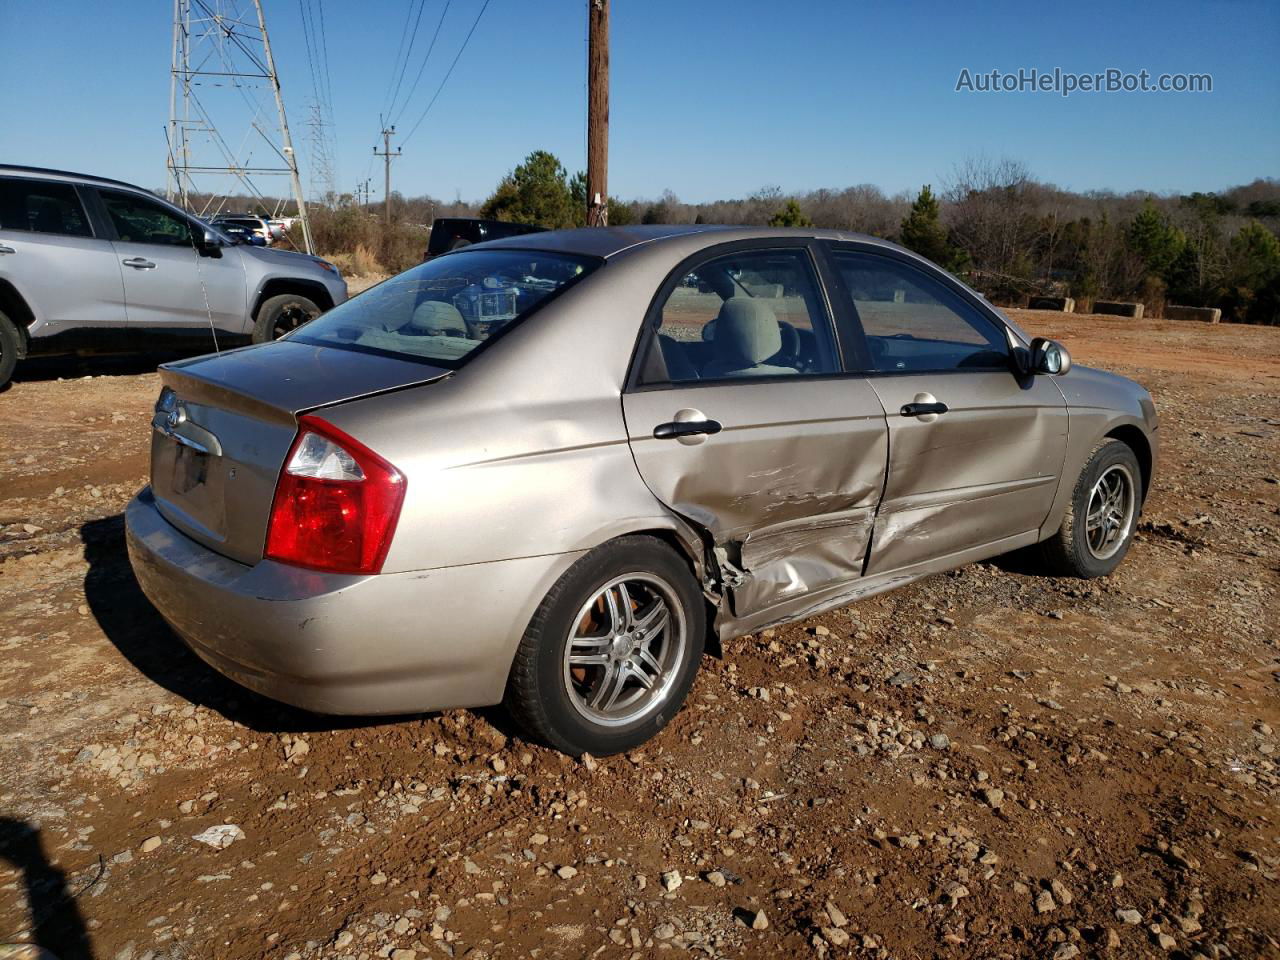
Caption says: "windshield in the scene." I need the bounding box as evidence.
[289,248,600,367]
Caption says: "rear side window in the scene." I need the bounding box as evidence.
[99,189,198,247]
[830,251,1008,372]
[0,177,93,237]
[641,247,839,384]
[290,248,599,368]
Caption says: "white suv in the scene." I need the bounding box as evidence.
[0,165,347,388]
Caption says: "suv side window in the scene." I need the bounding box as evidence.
[0,177,93,237]
[830,251,1008,373]
[640,248,839,384]
[99,189,197,247]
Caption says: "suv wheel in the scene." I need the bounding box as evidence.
[1040,439,1142,578]
[0,311,20,389]
[252,294,321,343]
[505,536,705,756]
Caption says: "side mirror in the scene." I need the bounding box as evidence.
[1029,337,1071,375]
[198,228,224,258]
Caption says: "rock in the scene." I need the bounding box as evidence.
[1053,945,1080,960]
[556,865,578,880]
[334,931,354,948]
[982,788,1005,808]
[661,870,683,892]
[1116,908,1143,925]
[706,871,726,887]
[370,871,388,885]
[1035,889,1057,913]
[887,670,915,687]
[191,824,244,849]
[928,733,951,750]
[391,950,417,960]
[824,900,848,928]
[1050,878,1074,905]
[751,909,769,930]
[530,833,549,845]
[654,923,676,941]
[943,882,970,906]
[491,757,507,774]
[139,836,162,854]
[823,926,849,947]
[1153,931,1177,950]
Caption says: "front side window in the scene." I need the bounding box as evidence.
[831,251,1008,372]
[0,178,92,237]
[290,249,599,367]
[99,190,198,247]
[641,248,839,384]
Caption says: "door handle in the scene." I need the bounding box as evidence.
[122,257,156,269]
[653,419,722,440]
[0,244,15,255]
[901,401,948,417]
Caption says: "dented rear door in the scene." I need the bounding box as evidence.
[623,378,888,617]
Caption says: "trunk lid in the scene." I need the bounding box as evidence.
[150,340,449,565]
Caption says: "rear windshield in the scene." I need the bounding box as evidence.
[289,249,600,367]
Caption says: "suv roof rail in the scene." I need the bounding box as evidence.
[0,163,152,193]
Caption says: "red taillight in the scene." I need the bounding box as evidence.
[265,415,405,574]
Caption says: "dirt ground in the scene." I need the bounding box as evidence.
[1,310,1277,960]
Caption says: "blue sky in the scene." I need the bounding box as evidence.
[2,0,1276,203]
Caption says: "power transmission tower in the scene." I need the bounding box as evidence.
[586,0,610,226]
[306,99,338,205]
[374,123,401,227]
[167,0,314,252]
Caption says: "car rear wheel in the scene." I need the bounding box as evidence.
[0,312,19,390]
[252,294,322,343]
[1040,439,1142,578]
[504,536,705,756]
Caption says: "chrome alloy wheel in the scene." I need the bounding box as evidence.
[562,574,687,727]
[1085,463,1136,560]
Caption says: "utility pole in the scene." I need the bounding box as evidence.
[355,179,371,210]
[374,122,401,227]
[586,0,610,227]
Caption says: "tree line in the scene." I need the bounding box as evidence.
[473,151,1280,324]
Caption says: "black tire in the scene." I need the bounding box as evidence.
[504,536,706,756]
[252,293,322,344]
[0,311,19,390]
[1040,439,1143,578]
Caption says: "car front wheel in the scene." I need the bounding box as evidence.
[505,536,705,756]
[1040,438,1143,578]
[252,293,322,343]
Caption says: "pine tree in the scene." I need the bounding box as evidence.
[768,199,813,228]
[900,185,965,271]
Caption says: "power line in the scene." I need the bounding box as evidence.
[385,0,430,121]
[389,0,451,128]
[401,0,490,146]
[380,0,420,119]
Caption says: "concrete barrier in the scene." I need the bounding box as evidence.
[1092,300,1144,319]
[1166,305,1221,324]
[1028,296,1075,312]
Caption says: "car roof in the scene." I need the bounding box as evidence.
[476,223,903,259]
[0,163,152,193]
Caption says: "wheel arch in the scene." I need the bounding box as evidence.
[251,277,335,319]
[0,279,34,360]
[1104,423,1153,503]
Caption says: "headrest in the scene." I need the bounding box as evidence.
[712,298,780,366]
[410,300,467,335]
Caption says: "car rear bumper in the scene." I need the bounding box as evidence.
[125,486,578,715]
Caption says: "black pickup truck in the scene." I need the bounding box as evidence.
[424,217,545,260]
